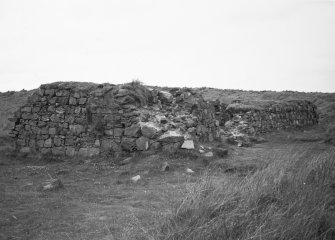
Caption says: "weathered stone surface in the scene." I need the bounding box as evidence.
[114,128,124,137]
[69,125,85,135]
[203,152,214,157]
[20,147,31,153]
[136,136,149,151]
[158,91,172,103]
[162,142,181,153]
[158,131,184,143]
[44,138,52,148]
[53,136,64,147]
[121,138,137,151]
[78,147,100,157]
[52,147,65,155]
[65,147,76,156]
[140,122,161,138]
[181,140,195,149]
[38,178,64,191]
[124,125,141,137]
[9,82,318,157]
[160,161,169,171]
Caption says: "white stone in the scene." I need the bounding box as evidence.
[131,175,141,183]
[203,152,214,157]
[181,140,195,149]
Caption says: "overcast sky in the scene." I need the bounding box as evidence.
[0,0,334,92]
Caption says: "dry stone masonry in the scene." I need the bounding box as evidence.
[9,82,319,156]
[223,100,318,146]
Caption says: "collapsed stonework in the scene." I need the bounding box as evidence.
[8,82,319,156]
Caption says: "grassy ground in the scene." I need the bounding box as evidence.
[1,128,334,240]
[1,86,334,239]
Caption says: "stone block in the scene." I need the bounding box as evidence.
[53,136,64,147]
[37,139,44,148]
[49,127,57,135]
[121,138,137,151]
[65,147,76,156]
[136,136,149,151]
[41,148,51,155]
[21,113,33,120]
[162,142,181,153]
[79,98,87,105]
[158,130,184,143]
[44,138,52,148]
[65,137,75,146]
[181,140,195,149]
[69,97,77,105]
[21,106,32,113]
[45,89,55,96]
[78,147,100,157]
[52,147,65,155]
[20,147,31,153]
[113,128,124,137]
[124,124,141,137]
[104,129,113,135]
[69,124,85,135]
[140,122,162,138]
[100,138,120,151]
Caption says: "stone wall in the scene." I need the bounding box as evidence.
[223,100,319,146]
[8,82,221,156]
[8,82,319,155]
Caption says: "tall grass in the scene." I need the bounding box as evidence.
[324,123,335,146]
[150,146,335,240]
[121,80,152,107]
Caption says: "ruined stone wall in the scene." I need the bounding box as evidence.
[8,82,319,156]
[224,100,318,136]
[9,82,221,156]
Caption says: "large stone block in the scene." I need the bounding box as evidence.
[121,138,137,151]
[124,124,141,137]
[52,147,65,155]
[140,122,162,138]
[65,147,76,156]
[162,142,181,153]
[181,140,195,149]
[158,130,184,143]
[44,138,52,148]
[136,137,149,151]
[69,124,85,135]
[78,147,100,157]
[113,128,124,137]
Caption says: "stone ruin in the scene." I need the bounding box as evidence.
[8,82,319,156]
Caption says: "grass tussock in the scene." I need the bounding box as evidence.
[122,80,152,107]
[150,147,335,240]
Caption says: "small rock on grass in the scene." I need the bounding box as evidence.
[131,175,141,183]
[120,157,132,165]
[160,161,170,172]
[37,178,64,192]
[203,152,214,157]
